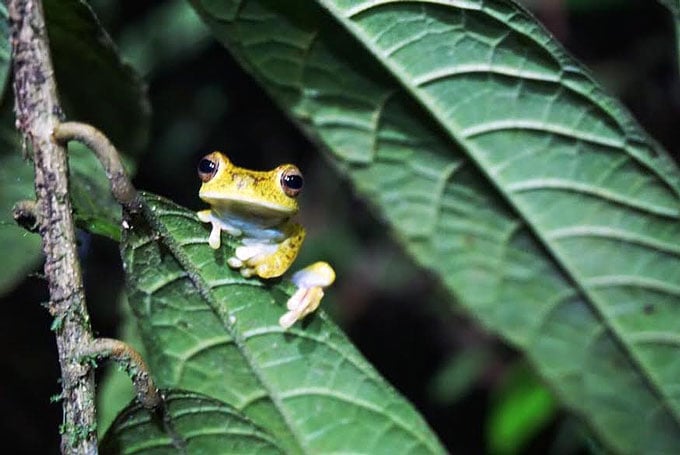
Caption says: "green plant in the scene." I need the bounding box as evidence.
[2,0,678,453]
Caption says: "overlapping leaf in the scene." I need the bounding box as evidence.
[101,390,284,454]
[0,0,150,294]
[120,193,445,453]
[658,0,680,76]
[44,0,150,154]
[188,0,680,451]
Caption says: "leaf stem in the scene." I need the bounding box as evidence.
[79,338,161,410]
[53,122,142,213]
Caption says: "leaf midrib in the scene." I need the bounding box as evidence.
[315,0,680,431]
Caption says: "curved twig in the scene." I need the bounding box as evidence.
[53,122,142,213]
[79,338,161,410]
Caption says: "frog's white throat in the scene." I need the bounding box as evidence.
[206,207,290,241]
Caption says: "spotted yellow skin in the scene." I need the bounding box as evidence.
[197,152,335,328]
[197,152,305,279]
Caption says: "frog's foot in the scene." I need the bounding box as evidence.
[279,261,335,329]
[197,210,242,250]
[229,225,305,279]
[228,243,279,278]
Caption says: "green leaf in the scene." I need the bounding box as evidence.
[44,0,151,154]
[189,0,680,452]
[0,95,41,295]
[0,3,10,97]
[68,141,126,241]
[0,153,42,295]
[117,0,211,76]
[487,363,557,455]
[428,346,493,406]
[122,193,445,454]
[0,0,148,264]
[100,390,285,454]
[658,0,680,77]
[0,140,123,295]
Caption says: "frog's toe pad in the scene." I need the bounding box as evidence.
[291,261,335,288]
[227,257,243,268]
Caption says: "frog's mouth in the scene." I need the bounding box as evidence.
[200,193,297,218]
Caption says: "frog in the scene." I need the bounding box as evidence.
[196,151,335,329]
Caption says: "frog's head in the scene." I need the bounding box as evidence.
[197,151,303,217]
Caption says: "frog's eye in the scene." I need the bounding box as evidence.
[198,154,219,182]
[280,166,303,197]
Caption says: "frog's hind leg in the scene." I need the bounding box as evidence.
[246,223,306,279]
[279,261,336,329]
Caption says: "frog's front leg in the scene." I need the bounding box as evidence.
[233,222,306,279]
[197,209,241,249]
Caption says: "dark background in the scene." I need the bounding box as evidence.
[2,0,678,453]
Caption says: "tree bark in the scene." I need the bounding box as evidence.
[8,0,97,453]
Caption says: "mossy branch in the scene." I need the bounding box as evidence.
[53,122,142,213]
[9,2,159,453]
[9,0,97,452]
[79,338,160,410]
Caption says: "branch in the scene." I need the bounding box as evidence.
[53,122,141,213]
[79,339,161,410]
[8,1,97,452]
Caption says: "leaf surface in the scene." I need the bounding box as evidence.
[0,0,149,276]
[122,193,445,454]
[0,3,10,95]
[44,0,150,154]
[658,0,680,77]
[0,153,42,295]
[100,390,284,454]
[189,0,680,451]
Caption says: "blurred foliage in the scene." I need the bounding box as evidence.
[44,0,151,154]
[1,0,679,452]
[428,345,495,407]
[487,364,557,455]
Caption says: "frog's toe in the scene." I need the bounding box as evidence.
[279,287,325,329]
[240,267,255,278]
[227,257,243,268]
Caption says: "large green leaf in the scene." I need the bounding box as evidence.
[44,0,150,154]
[188,0,680,452]
[100,390,285,454]
[122,193,444,454]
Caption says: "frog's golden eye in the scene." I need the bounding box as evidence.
[198,153,219,182]
[280,166,303,197]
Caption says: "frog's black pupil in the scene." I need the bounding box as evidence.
[199,158,216,174]
[284,174,303,190]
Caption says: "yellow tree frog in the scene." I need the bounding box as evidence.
[196,151,335,329]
